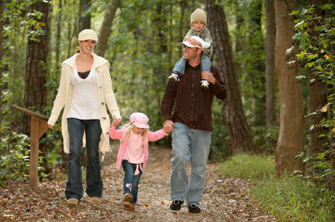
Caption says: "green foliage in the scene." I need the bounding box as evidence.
[251,126,278,155]
[218,154,335,221]
[293,2,335,189]
[0,123,30,186]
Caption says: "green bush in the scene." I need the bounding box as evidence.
[0,124,30,186]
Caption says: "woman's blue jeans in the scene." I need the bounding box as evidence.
[65,118,103,201]
[170,122,211,208]
[173,54,211,76]
[122,160,143,204]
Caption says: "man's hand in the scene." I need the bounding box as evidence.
[202,71,216,84]
[163,120,174,134]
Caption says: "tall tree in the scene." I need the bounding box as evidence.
[23,0,50,135]
[55,0,63,73]
[265,0,277,128]
[206,0,254,154]
[274,0,304,176]
[249,3,266,126]
[80,0,91,30]
[306,0,327,155]
[0,0,3,124]
[95,0,121,57]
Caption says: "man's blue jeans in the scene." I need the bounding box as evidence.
[65,118,103,201]
[173,54,211,76]
[170,122,211,208]
[122,160,143,204]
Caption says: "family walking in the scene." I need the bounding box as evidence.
[47,8,226,214]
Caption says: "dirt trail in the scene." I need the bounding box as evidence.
[0,144,276,221]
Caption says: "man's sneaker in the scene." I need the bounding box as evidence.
[168,73,180,82]
[201,80,209,89]
[123,193,133,206]
[188,204,201,213]
[170,200,184,211]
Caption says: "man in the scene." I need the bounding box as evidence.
[161,36,226,213]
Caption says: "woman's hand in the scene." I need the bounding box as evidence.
[47,124,53,130]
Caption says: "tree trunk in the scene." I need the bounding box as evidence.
[80,0,91,30]
[178,0,187,58]
[265,0,277,128]
[23,0,49,136]
[249,3,266,126]
[55,0,62,73]
[206,0,253,154]
[0,0,3,124]
[95,0,121,57]
[274,0,304,176]
[307,0,327,154]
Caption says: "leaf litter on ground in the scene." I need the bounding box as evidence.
[0,144,276,222]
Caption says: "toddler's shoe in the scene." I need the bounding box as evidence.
[201,80,209,89]
[168,73,180,82]
[123,193,133,206]
[124,202,135,211]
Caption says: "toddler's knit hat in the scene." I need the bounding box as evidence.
[190,8,207,26]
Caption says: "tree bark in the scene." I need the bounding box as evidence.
[306,0,327,155]
[23,0,49,136]
[249,3,266,126]
[274,0,304,176]
[55,0,62,73]
[80,0,91,30]
[265,0,277,128]
[95,0,121,57]
[206,0,253,154]
[0,0,3,124]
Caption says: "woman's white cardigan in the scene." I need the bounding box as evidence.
[48,52,121,153]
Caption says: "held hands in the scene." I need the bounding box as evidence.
[111,119,121,127]
[163,120,174,134]
[202,71,216,84]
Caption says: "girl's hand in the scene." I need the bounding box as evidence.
[111,119,121,127]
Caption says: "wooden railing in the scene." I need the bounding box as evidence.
[12,105,49,188]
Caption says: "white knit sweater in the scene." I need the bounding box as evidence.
[48,52,121,153]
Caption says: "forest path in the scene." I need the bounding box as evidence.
[0,144,276,221]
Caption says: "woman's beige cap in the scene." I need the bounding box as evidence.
[78,29,98,42]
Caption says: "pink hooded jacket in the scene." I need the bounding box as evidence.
[109,126,168,172]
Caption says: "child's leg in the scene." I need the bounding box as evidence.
[173,57,187,76]
[131,168,143,204]
[200,54,211,73]
[200,54,211,89]
[122,160,135,195]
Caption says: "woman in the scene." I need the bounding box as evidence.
[47,29,121,208]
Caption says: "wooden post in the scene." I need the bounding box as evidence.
[29,116,48,188]
[11,105,49,188]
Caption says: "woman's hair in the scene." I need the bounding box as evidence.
[120,123,148,149]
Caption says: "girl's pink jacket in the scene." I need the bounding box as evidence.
[109,126,168,171]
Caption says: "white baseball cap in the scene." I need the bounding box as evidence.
[179,36,210,49]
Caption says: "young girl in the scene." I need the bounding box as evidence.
[109,112,171,211]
